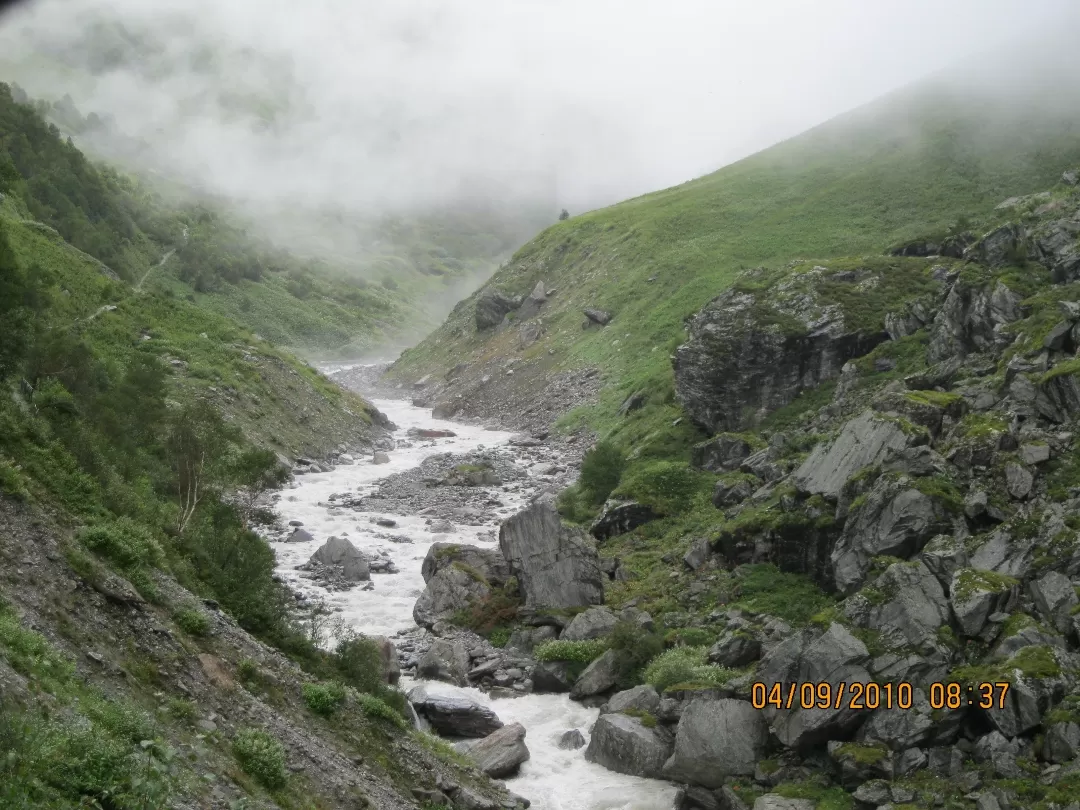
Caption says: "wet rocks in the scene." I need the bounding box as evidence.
[417,638,471,686]
[498,494,604,609]
[421,543,510,587]
[557,729,586,750]
[585,713,673,779]
[408,685,504,737]
[570,649,620,699]
[465,722,530,778]
[413,565,492,629]
[662,698,769,788]
[307,536,369,582]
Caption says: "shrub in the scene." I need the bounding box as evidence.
[333,637,384,694]
[232,728,287,789]
[615,460,711,514]
[302,681,346,717]
[665,627,716,647]
[79,516,164,572]
[357,693,409,729]
[609,620,664,689]
[579,440,626,504]
[534,639,608,664]
[643,647,735,692]
[173,607,211,637]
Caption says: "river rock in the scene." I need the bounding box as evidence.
[309,536,370,581]
[499,494,604,609]
[372,451,391,464]
[604,685,661,715]
[287,527,315,543]
[584,713,673,779]
[372,635,400,685]
[793,411,910,499]
[417,638,471,686]
[531,661,574,693]
[570,649,620,699]
[561,607,618,641]
[408,685,504,737]
[421,542,511,586]
[465,722,530,778]
[413,566,492,628]
[557,729,586,750]
[661,698,768,788]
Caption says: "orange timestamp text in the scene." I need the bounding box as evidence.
[751,681,1011,711]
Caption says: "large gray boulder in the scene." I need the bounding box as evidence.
[793,411,910,499]
[661,698,769,788]
[1028,571,1078,634]
[589,500,659,540]
[417,638,471,686]
[604,685,661,716]
[499,494,604,609]
[756,623,872,750]
[561,607,618,641]
[585,713,673,779]
[570,649,620,699]
[413,566,492,629]
[673,288,887,435]
[475,288,521,330]
[465,722,530,778]
[691,435,754,472]
[950,568,1015,638]
[421,543,511,586]
[408,685,503,738]
[831,475,947,594]
[309,536,370,581]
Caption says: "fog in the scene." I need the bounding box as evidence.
[1,0,1076,220]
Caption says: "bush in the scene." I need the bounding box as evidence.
[534,639,609,665]
[643,647,735,692]
[232,728,287,789]
[173,607,211,637]
[356,693,409,729]
[333,637,384,694]
[609,621,664,689]
[615,460,711,514]
[302,681,346,717]
[579,440,626,504]
[79,516,164,572]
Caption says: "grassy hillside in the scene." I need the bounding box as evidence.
[391,58,1080,435]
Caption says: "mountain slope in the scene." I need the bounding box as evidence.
[390,51,1080,429]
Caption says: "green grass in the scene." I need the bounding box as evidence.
[533,639,609,664]
[302,682,347,717]
[732,564,835,626]
[641,646,736,692]
[232,728,288,790]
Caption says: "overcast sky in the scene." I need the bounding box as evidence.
[0,0,1076,215]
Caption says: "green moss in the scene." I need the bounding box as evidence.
[731,564,835,626]
[621,707,659,728]
[835,742,889,765]
[903,389,964,409]
[957,412,1009,440]
[952,569,1018,602]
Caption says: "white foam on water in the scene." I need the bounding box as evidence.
[270,392,678,809]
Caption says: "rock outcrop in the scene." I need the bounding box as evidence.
[475,289,522,330]
[464,723,530,778]
[585,713,673,779]
[662,698,769,788]
[498,494,604,609]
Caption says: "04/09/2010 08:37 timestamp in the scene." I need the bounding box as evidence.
[751,681,1011,711]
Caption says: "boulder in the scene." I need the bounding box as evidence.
[585,713,673,779]
[465,722,530,778]
[831,476,947,594]
[692,435,754,472]
[756,624,872,750]
[950,568,1015,638]
[683,538,712,570]
[662,698,769,788]
[476,289,521,330]
[753,798,815,810]
[713,476,757,509]
[570,649,620,699]
[499,495,604,609]
[1028,571,1078,634]
[408,685,503,737]
[584,308,612,326]
[506,625,558,653]
[1004,462,1034,500]
[287,527,315,543]
[858,688,936,751]
[674,289,887,435]
[372,451,391,465]
[561,607,618,641]
[413,566,492,628]
[557,729,586,750]
[309,537,370,581]
[792,411,910,499]
[708,630,761,668]
[847,561,950,648]
[372,636,401,686]
[589,500,659,540]
[417,638,471,686]
[1044,722,1080,764]
[421,543,511,586]
[605,685,661,716]
[531,661,574,693]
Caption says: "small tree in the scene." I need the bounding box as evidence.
[166,400,236,534]
[231,447,289,529]
[558,209,569,221]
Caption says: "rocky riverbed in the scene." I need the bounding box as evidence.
[265,392,678,810]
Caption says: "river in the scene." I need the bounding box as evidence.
[268,395,678,810]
